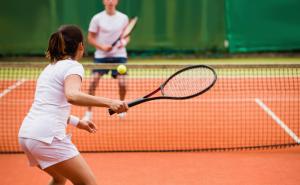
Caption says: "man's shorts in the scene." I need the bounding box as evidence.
[93,57,127,79]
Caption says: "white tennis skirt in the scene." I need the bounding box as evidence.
[18,135,79,169]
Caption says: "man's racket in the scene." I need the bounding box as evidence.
[109,65,217,115]
[111,16,138,47]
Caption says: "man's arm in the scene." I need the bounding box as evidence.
[87,32,112,52]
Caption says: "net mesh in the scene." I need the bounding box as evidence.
[0,63,299,153]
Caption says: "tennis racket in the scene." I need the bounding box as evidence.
[109,65,217,115]
[111,16,138,47]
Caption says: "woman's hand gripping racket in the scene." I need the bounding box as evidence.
[109,65,217,115]
[111,17,138,47]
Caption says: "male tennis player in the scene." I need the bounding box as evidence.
[83,0,130,121]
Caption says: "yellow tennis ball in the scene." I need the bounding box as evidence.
[117,64,127,74]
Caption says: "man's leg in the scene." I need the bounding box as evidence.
[83,73,101,121]
[117,74,126,101]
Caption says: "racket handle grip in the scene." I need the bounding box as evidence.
[108,98,144,116]
[111,38,120,47]
[108,109,116,115]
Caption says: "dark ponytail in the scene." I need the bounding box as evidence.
[46,25,84,63]
[46,32,66,62]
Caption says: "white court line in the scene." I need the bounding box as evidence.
[255,98,300,144]
[0,79,26,98]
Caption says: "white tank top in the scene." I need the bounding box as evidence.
[18,59,84,144]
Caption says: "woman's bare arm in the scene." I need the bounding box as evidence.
[64,74,128,113]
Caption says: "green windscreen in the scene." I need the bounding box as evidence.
[0,0,53,55]
[0,0,225,55]
[225,0,300,52]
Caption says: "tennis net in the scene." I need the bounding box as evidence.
[0,63,299,153]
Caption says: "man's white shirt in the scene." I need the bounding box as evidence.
[89,11,129,58]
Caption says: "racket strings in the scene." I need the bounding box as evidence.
[162,67,215,97]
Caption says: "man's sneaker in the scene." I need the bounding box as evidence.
[118,112,127,119]
[82,111,93,121]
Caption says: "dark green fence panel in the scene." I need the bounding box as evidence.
[0,0,54,55]
[225,0,300,52]
[0,0,225,55]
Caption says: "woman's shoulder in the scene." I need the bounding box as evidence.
[57,59,83,69]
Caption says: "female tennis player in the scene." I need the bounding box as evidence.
[18,25,128,185]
